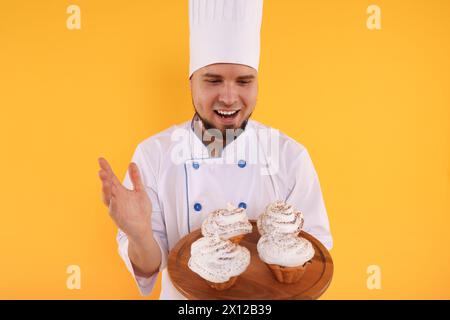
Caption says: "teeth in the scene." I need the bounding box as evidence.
[216,110,238,116]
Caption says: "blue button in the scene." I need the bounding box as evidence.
[238,159,246,168]
[194,203,202,211]
[238,202,247,209]
[192,162,200,169]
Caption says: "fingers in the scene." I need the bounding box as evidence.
[98,170,106,179]
[98,170,111,206]
[98,157,118,206]
[98,157,113,176]
[110,174,120,190]
[97,157,132,197]
[129,162,144,192]
[101,183,112,206]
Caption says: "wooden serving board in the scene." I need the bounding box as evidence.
[168,221,333,300]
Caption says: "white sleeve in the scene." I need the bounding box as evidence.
[116,143,169,296]
[285,148,333,250]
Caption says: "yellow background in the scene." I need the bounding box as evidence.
[0,0,449,299]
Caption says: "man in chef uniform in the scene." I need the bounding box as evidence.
[97,0,332,299]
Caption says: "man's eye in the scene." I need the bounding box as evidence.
[206,79,221,83]
[238,80,251,85]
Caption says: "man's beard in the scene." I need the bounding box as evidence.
[193,109,251,134]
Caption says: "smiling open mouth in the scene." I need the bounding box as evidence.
[214,109,240,119]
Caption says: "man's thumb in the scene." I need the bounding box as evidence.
[129,162,144,192]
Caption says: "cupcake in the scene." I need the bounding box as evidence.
[188,235,251,290]
[201,203,252,244]
[257,200,304,236]
[257,233,315,284]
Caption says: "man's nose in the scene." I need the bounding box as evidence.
[218,83,238,106]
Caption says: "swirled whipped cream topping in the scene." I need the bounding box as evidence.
[257,201,304,236]
[257,233,315,267]
[201,203,252,240]
[188,235,251,283]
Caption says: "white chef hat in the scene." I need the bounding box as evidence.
[189,0,264,79]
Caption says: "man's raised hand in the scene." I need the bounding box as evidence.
[97,157,152,242]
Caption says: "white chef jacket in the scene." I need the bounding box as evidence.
[116,118,333,299]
